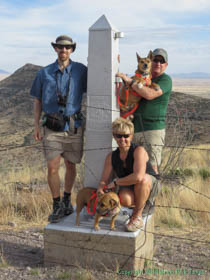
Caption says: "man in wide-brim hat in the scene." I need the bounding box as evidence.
[30,35,87,223]
[51,35,76,52]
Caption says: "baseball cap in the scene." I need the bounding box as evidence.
[152,48,168,62]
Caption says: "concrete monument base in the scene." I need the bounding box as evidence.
[44,208,154,272]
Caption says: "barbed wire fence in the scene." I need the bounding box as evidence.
[0,96,210,277]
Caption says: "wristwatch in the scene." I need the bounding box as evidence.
[113,178,118,187]
[129,79,136,87]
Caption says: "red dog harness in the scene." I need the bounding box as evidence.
[86,186,116,215]
[117,73,151,118]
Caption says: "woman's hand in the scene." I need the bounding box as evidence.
[97,185,105,195]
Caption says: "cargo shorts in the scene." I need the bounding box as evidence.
[42,126,84,163]
[118,175,161,215]
[133,129,165,167]
[119,175,161,204]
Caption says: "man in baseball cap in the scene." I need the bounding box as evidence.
[152,48,168,63]
[116,47,172,174]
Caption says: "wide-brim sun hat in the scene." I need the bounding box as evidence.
[51,35,76,52]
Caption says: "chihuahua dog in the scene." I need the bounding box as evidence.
[118,50,159,119]
[76,187,121,231]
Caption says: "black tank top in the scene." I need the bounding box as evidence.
[111,143,159,179]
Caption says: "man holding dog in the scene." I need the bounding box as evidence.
[30,35,87,223]
[116,48,172,174]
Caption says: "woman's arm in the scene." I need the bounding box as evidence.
[108,146,149,188]
[97,152,113,194]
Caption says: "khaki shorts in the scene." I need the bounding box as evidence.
[42,126,84,163]
[147,175,161,204]
[133,129,165,167]
[119,175,161,205]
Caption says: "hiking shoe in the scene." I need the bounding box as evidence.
[48,202,65,223]
[62,198,74,216]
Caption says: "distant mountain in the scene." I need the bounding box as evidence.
[0,63,42,115]
[171,72,210,79]
[0,69,10,74]
[0,63,210,147]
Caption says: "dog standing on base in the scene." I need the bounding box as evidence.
[118,50,159,119]
[76,187,121,231]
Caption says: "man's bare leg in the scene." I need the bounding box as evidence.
[62,159,76,215]
[64,159,76,193]
[47,155,61,198]
[47,155,66,223]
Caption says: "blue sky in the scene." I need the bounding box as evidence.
[1,0,210,74]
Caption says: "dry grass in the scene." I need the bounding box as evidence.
[156,144,210,229]
[0,145,209,230]
[0,185,51,228]
[155,176,210,229]
[0,160,80,229]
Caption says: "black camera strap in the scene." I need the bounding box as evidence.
[56,69,71,107]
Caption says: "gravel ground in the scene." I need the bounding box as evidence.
[0,226,210,280]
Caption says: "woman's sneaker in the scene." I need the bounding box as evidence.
[48,202,65,223]
[62,198,74,216]
[125,215,144,232]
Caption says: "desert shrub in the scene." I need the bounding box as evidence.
[167,168,194,178]
[199,168,210,180]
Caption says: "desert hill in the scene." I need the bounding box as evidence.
[0,63,42,114]
[0,64,209,169]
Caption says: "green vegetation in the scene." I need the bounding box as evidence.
[56,271,72,280]
[199,168,210,180]
[167,167,194,178]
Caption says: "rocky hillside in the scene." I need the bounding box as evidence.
[0,64,42,115]
[0,63,209,155]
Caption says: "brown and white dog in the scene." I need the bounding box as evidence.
[118,51,159,119]
[76,187,121,231]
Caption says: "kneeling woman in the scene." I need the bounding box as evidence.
[97,117,160,232]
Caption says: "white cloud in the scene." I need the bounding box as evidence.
[0,0,210,73]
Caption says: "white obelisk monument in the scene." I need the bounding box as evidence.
[84,15,122,188]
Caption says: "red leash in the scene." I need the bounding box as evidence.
[86,185,110,215]
[121,103,139,119]
[86,190,98,215]
[116,78,143,119]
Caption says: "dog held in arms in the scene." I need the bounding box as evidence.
[118,50,159,119]
[76,187,121,231]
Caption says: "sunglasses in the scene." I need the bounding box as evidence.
[153,58,165,64]
[56,44,73,50]
[114,134,130,139]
